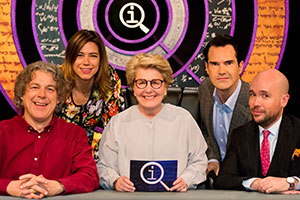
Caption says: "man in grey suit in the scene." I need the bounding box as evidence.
[199,35,252,175]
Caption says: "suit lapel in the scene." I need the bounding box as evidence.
[202,79,215,139]
[227,81,250,147]
[247,121,260,176]
[268,115,297,176]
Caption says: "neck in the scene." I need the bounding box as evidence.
[217,90,233,104]
[138,104,162,119]
[217,81,239,104]
[73,78,94,95]
[72,78,94,105]
[23,115,52,133]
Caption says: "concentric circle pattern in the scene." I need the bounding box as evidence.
[0,0,289,111]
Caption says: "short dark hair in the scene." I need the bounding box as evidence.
[14,61,67,113]
[203,35,243,63]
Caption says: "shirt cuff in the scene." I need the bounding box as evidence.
[293,176,300,190]
[242,178,258,190]
[208,159,219,164]
[0,179,12,195]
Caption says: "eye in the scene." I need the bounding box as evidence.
[210,62,219,66]
[47,87,56,93]
[29,84,39,90]
[31,86,38,90]
[151,79,161,86]
[262,94,269,98]
[90,54,99,58]
[137,80,146,85]
[225,60,234,65]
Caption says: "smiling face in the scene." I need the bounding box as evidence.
[73,41,100,81]
[22,70,59,128]
[134,67,167,118]
[249,69,290,128]
[205,45,243,95]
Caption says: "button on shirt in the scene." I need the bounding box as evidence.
[243,117,300,190]
[213,80,241,161]
[0,114,99,195]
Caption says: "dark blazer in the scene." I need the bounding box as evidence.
[198,78,252,162]
[215,114,300,190]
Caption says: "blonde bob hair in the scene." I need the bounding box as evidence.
[126,53,174,87]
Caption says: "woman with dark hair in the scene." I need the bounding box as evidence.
[59,30,123,162]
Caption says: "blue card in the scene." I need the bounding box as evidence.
[130,160,178,192]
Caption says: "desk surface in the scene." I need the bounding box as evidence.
[1,190,300,200]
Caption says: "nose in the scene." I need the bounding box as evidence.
[37,88,46,98]
[144,82,153,92]
[218,64,226,74]
[83,55,89,65]
[249,95,260,108]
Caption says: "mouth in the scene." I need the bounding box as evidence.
[251,109,264,116]
[217,77,229,80]
[80,68,93,74]
[143,95,156,100]
[34,102,48,106]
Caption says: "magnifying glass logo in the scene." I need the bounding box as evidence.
[140,161,170,191]
[119,2,150,34]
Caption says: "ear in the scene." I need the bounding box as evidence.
[238,60,244,75]
[281,93,290,108]
[205,62,209,75]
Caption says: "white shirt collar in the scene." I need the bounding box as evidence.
[259,116,283,136]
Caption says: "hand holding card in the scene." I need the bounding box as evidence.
[130,160,178,192]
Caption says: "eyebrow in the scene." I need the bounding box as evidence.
[29,82,56,87]
[208,59,235,64]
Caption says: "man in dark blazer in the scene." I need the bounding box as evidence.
[199,35,252,175]
[216,69,300,194]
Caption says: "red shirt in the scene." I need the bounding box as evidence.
[0,114,99,195]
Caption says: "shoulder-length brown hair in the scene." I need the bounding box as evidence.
[62,29,111,99]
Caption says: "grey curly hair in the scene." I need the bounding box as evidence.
[14,61,67,113]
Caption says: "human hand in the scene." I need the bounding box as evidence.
[206,162,219,176]
[251,176,289,193]
[7,174,64,199]
[169,177,187,192]
[114,176,135,192]
[280,190,300,194]
[6,174,47,199]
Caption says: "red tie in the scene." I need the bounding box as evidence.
[261,130,271,176]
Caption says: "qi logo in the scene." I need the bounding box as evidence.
[140,162,170,191]
[3,0,288,113]
[119,3,149,34]
[104,0,158,42]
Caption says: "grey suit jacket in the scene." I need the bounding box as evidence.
[198,78,252,162]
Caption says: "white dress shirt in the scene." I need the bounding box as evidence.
[242,117,300,190]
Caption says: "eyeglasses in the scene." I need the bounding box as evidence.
[134,79,164,89]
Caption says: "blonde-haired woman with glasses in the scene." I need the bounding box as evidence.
[98,53,208,192]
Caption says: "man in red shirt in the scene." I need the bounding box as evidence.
[0,61,99,198]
